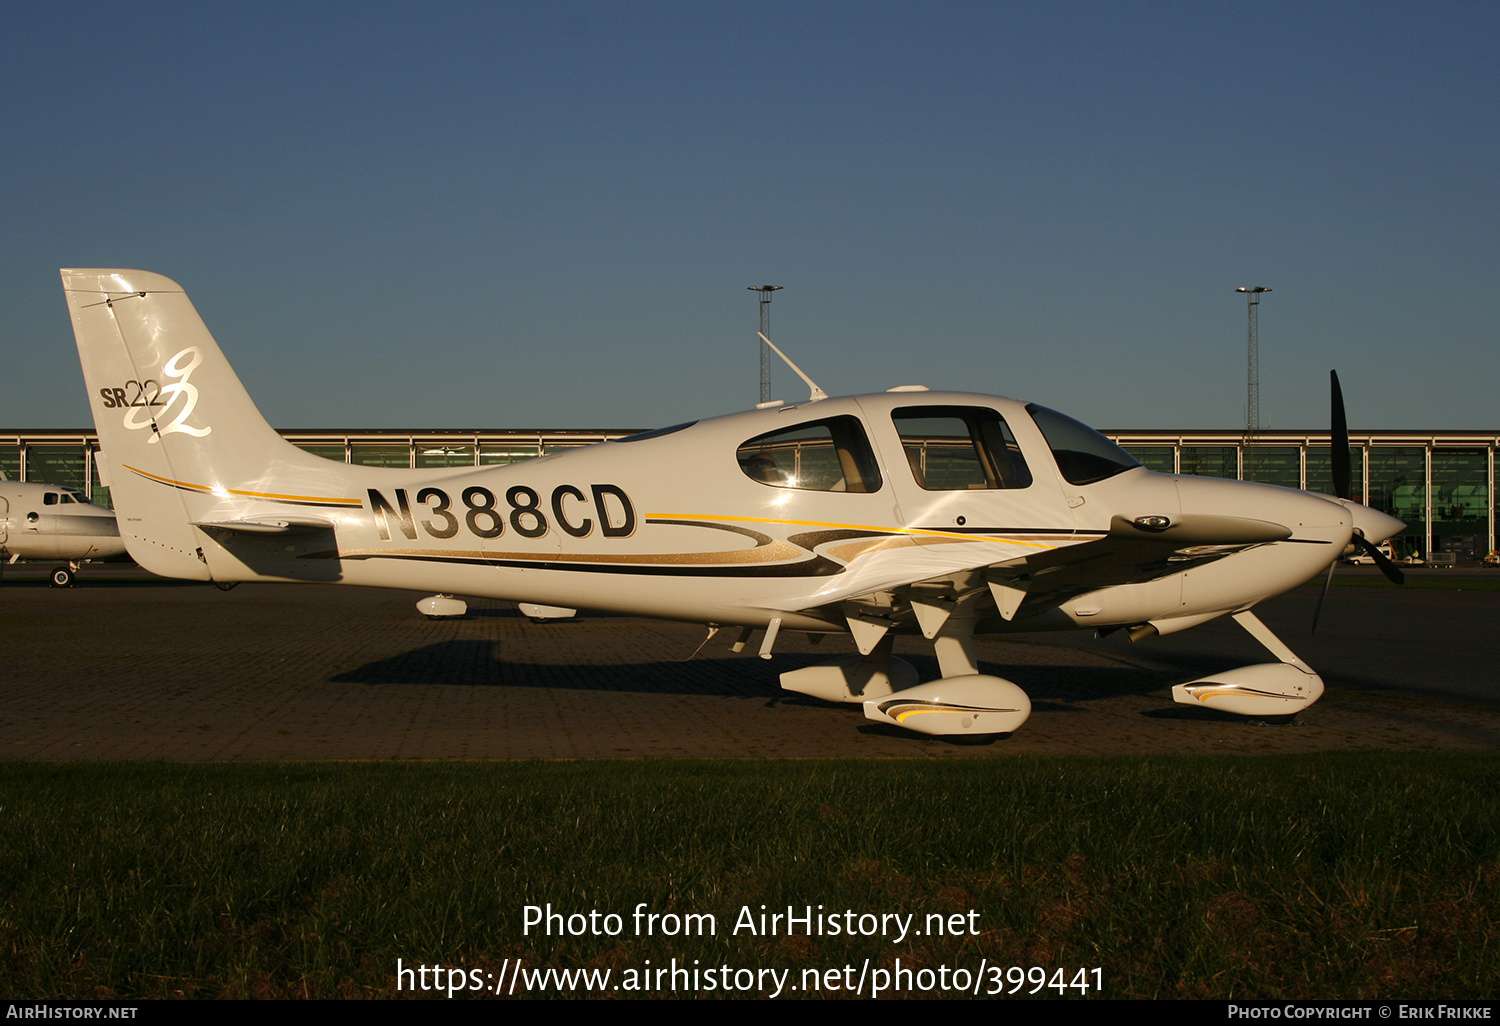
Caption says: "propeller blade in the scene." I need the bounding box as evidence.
[1358,535,1406,585]
[1330,370,1351,501]
[1311,560,1336,635]
[1321,372,1401,611]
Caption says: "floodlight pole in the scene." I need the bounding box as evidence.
[747,285,782,404]
[1236,286,1271,438]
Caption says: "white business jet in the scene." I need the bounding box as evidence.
[61,269,1404,736]
[0,475,126,585]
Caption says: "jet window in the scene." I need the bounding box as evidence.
[892,406,1032,490]
[43,492,58,505]
[1026,404,1141,485]
[737,416,883,493]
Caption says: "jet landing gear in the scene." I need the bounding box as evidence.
[49,563,79,588]
[779,585,1033,737]
[1170,610,1325,717]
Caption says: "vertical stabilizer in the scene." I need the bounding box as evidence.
[61,269,353,580]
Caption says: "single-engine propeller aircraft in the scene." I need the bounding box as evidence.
[1,475,126,586]
[61,269,1405,735]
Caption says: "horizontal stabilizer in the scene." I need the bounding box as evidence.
[191,517,334,535]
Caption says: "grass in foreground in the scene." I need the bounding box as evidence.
[0,754,1495,1000]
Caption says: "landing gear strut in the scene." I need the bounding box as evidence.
[1171,610,1324,716]
[781,582,1033,736]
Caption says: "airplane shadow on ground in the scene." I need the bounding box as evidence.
[0,575,203,589]
[327,638,1268,748]
[329,638,1246,716]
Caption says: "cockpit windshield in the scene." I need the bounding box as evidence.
[1025,404,1141,485]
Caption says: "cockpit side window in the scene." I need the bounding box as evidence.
[737,416,883,493]
[1025,403,1141,485]
[43,492,59,505]
[891,406,1032,490]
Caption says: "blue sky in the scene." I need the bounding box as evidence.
[4,1,1496,430]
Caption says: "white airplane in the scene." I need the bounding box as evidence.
[0,475,126,586]
[60,268,1405,736]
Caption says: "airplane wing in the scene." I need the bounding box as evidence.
[766,512,1292,629]
[994,514,1291,618]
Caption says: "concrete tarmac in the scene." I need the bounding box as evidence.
[1,565,1495,760]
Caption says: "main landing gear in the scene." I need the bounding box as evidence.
[777,582,1323,735]
[779,579,1032,737]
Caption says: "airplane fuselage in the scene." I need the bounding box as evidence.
[138,391,1356,637]
[0,481,124,566]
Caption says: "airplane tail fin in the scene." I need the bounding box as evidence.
[61,269,359,580]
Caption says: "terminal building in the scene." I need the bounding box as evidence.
[4,426,1496,565]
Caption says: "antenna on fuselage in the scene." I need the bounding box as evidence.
[757,331,828,403]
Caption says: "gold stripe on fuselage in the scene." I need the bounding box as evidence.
[124,465,363,507]
[650,512,1067,550]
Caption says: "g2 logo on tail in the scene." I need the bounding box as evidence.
[100,347,212,443]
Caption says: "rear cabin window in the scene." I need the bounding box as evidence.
[892,406,1033,490]
[737,416,883,493]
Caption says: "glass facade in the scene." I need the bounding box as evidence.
[4,428,1495,562]
[1179,446,1238,479]
[415,445,476,469]
[1242,446,1300,489]
[350,444,411,468]
[1122,445,1174,473]
[26,446,89,492]
[295,444,347,463]
[480,443,541,465]
[90,452,111,509]
[1367,448,1426,558]
[1104,436,1494,561]
[1431,449,1488,562]
[1306,447,1365,505]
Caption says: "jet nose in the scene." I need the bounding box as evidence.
[1347,503,1405,546]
